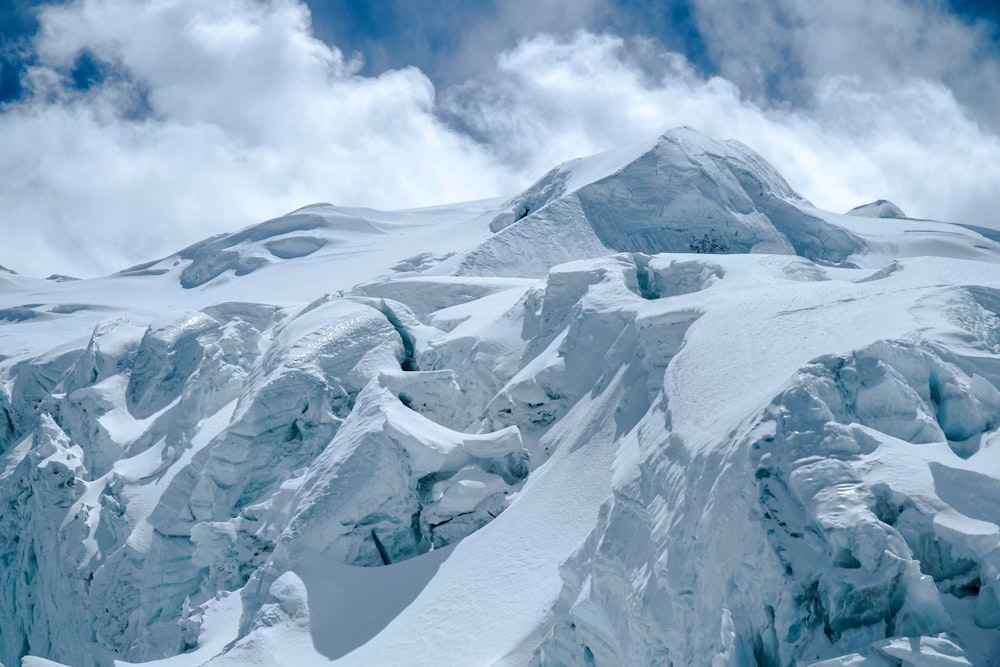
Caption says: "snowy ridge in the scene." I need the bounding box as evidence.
[1,128,1000,666]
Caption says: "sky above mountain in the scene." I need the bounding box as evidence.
[1,0,1000,277]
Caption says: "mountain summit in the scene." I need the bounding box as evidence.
[467,127,863,276]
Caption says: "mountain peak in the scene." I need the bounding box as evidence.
[472,126,857,277]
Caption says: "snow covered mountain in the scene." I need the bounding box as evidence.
[3,127,1000,666]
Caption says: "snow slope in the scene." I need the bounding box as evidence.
[2,128,1000,666]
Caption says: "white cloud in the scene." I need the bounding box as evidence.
[0,0,513,276]
[448,32,1000,225]
[690,0,1000,126]
[1,0,999,277]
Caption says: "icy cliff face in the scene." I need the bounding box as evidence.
[2,128,1000,666]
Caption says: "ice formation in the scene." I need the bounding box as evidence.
[1,128,1000,666]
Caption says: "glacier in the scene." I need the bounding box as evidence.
[1,127,1000,666]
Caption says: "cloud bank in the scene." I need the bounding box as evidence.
[1,0,999,276]
[0,0,509,275]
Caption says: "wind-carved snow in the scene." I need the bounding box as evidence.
[2,127,1000,667]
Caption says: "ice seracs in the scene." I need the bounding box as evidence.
[2,127,1000,666]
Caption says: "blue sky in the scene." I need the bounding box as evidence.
[5,1,997,102]
[0,1,713,101]
[1,0,1000,276]
[305,0,716,85]
[6,1,997,109]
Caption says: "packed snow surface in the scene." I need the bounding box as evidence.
[2,127,1000,666]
